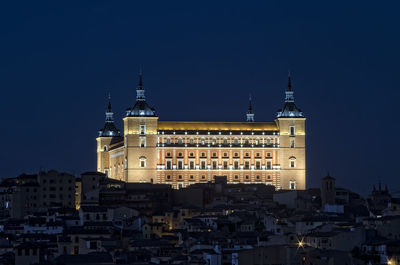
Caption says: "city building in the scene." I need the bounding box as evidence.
[96,73,306,189]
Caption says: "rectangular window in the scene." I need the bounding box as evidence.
[223,161,228,169]
[289,126,295,136]
[140,160,146,168]
[212,161,217,169]
[244,161,250,169]
[140,138,146,148]
[234,161,239,169]
[178,161,183,169]
[290,138,295,148]
[290,180,296,190]
[255,161,261,169]
[266,161,272,170]
[166,161,171,169]
[190,161,194,169]
[139,125,146,135]
[201,161,206,169]
[290,160,295,168]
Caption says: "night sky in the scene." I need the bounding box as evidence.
[1,1,399,195]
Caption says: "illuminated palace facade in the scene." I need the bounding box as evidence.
[96,74,306,190]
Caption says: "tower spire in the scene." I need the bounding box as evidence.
[276,72,304,118]
[246,94,255,122]
[285,72,294,102]
[99,94,120,137]
[136,68,145,101]
[107,93,112,113]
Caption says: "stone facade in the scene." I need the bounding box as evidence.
[96,74,306,190]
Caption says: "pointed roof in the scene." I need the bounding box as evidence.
[276,73,304,118]
[246,94,255,122]
[126,70,157,117]
[98,95,120,137]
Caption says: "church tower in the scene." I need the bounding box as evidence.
[275,74,306,189]
[123,72,158,182]
[96,95,121,175]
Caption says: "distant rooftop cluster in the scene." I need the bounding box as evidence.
[0,171,399,264]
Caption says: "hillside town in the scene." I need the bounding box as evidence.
[0,170,399,265]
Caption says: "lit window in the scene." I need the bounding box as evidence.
[290,138,295,148]
[140,138,146,148]
[139,125,146,135]
[201,138,205,145]
[212,138,217,145]
[290,180,296,190]
[140,157,146,168]
[290,157,296,168]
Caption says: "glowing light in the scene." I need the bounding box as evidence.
[297,238,305,249]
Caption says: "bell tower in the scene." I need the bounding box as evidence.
[275,74,306,190]
[123,72,158,183]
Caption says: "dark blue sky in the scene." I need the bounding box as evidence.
[1,1,399,195]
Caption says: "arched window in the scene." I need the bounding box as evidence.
[139,156,147,168]
[289,156,296,168]
[103,145,108,152]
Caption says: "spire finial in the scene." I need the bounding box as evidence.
[107,93,112,112]
[138,66,143,89]
[287,71,292,92]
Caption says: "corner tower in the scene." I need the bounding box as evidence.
[123,72,158,182]
[275,74,306,189]
[96,95,121,175]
